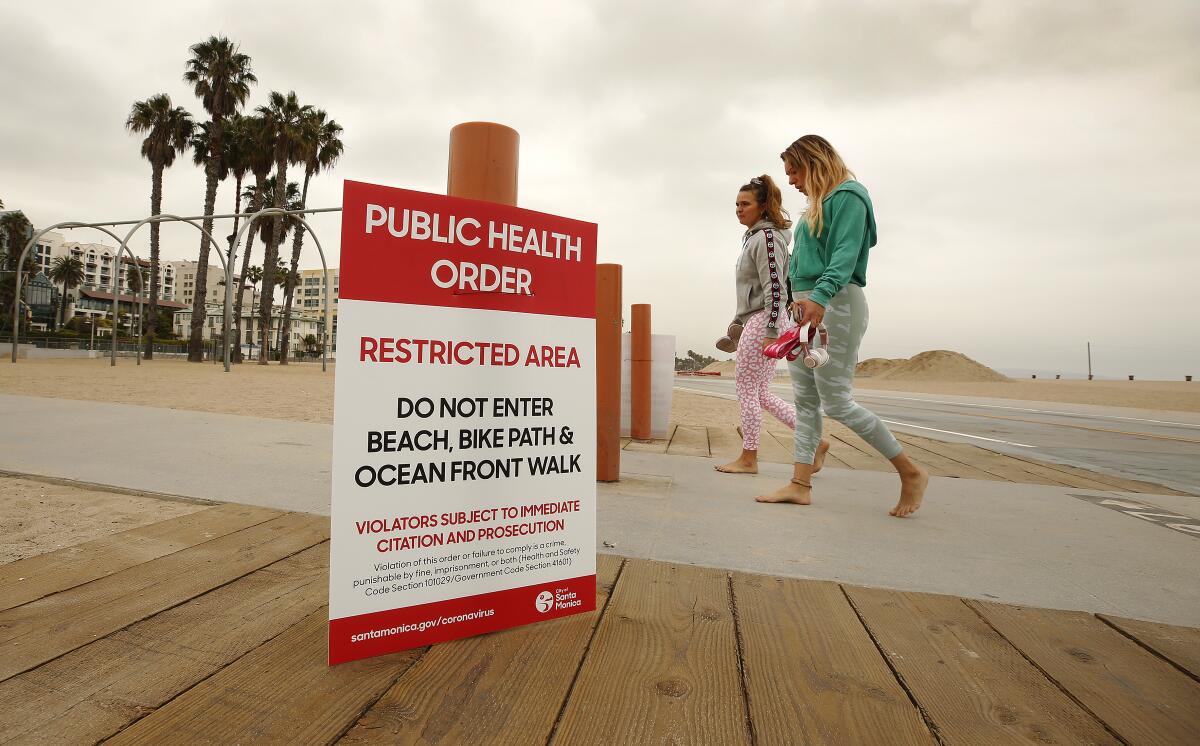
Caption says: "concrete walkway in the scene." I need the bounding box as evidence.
[3,392,1198,626]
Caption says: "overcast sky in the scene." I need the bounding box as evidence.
[3,0,1198,378]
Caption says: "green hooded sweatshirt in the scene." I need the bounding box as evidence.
[788,180,877,308]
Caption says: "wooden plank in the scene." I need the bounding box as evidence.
[893,434,1068,486]
[0,543,329,745]
[1098,614,1200,681]
[667,424,710,457]
[1003,453,1190,496]
[823,422,895,471]
[732,574,933,745]
[0,503,281,612]
[891,438,998,480]
[844,586,1118,744]
[338,555,624,745]
[624,425,674,453]
[765,431,850,470]
[982,456,1123,492]
[823,434,892,472]
[970,601,1200,744]
[106,607,422,745]
[707,425,743,461]
[754,428,792,464]
[0,512,327,682]
[553,560,750,745]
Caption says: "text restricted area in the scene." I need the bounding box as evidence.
[329,181,597,665]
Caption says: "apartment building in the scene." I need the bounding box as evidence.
[298,267,339,351]
[174,302,324,353]
[168,260,255,309]
[32,231,176,300]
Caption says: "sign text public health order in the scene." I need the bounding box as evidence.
[328,181,597,665]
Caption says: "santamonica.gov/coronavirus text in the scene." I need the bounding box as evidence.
[350,607,496,643]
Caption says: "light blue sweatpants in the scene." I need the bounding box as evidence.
[789,284,902,464]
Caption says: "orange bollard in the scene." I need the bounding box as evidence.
[631,303,651,441]
[596,264,623,482]
[447,122,520,205]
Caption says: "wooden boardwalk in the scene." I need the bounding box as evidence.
[2,504,1198,744]
[627,421,1192,495]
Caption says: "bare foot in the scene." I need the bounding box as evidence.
[812,440,831,474]
[890,466,928,517]
[715,458,757,474]
[756,479,812,505]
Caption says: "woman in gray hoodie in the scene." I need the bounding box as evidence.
[716,175,830,475]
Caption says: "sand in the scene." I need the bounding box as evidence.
[0,357,335,424]
[856,357,906,377]
[699,360,737,375]
[855,350,1009,382]
[0,476,205,564]
[854,377,1200,412]
[3,358,1198,428]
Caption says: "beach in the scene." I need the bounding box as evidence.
[2,359,1198,427]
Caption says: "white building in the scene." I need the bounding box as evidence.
[173,302,325,354]
[299,267,339,350]
[168,260,253,309]
[32,230,177,300]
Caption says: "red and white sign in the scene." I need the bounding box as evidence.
[329,180,597,665]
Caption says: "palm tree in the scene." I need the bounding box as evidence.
[273,261,300,357]
[247,177,299,360]
[127,93,193,360]
[0,210,33,270]
[0,210,34,333]
[242,264,262,355]
[126,263,144,294]
[279,109,343,365]
[231,115,272,362]
[222,113,251,325]
[255,90,311,364]
[48,255,85,329]
[183,35,256,363]
[124,262,146,338]
[250,176,303,246]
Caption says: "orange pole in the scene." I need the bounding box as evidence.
[631,303,651,441]
[596,264,622,481]
[447,122,520,205]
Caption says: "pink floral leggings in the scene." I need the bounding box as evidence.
[735,311,796,450]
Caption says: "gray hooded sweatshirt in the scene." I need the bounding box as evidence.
[731,219,792,339]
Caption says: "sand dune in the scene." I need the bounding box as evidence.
[699,360,737,375]
[862,350,1010,383]
[855,357,906,377]
[707,349,1009,384]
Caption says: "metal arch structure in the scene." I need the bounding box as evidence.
[9,206,342,371]
[231,207,333,372]
[9,222,145,364]
[114,214,233,371]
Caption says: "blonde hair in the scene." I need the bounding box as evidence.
[739,174,792,229]
[780,135,854,237]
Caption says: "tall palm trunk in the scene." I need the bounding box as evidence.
[144,162,164,359]
[224,171,243,360]
[232,173,263,363]
[278,167,312,365]
[189,134,221,362]
[58,281,70,329]
[257,157,287,364]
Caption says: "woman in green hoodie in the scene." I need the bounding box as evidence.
[756,135,928,517]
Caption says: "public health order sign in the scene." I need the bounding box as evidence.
[328,180,597,665]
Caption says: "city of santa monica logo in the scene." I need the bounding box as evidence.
[535,590,554,613]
